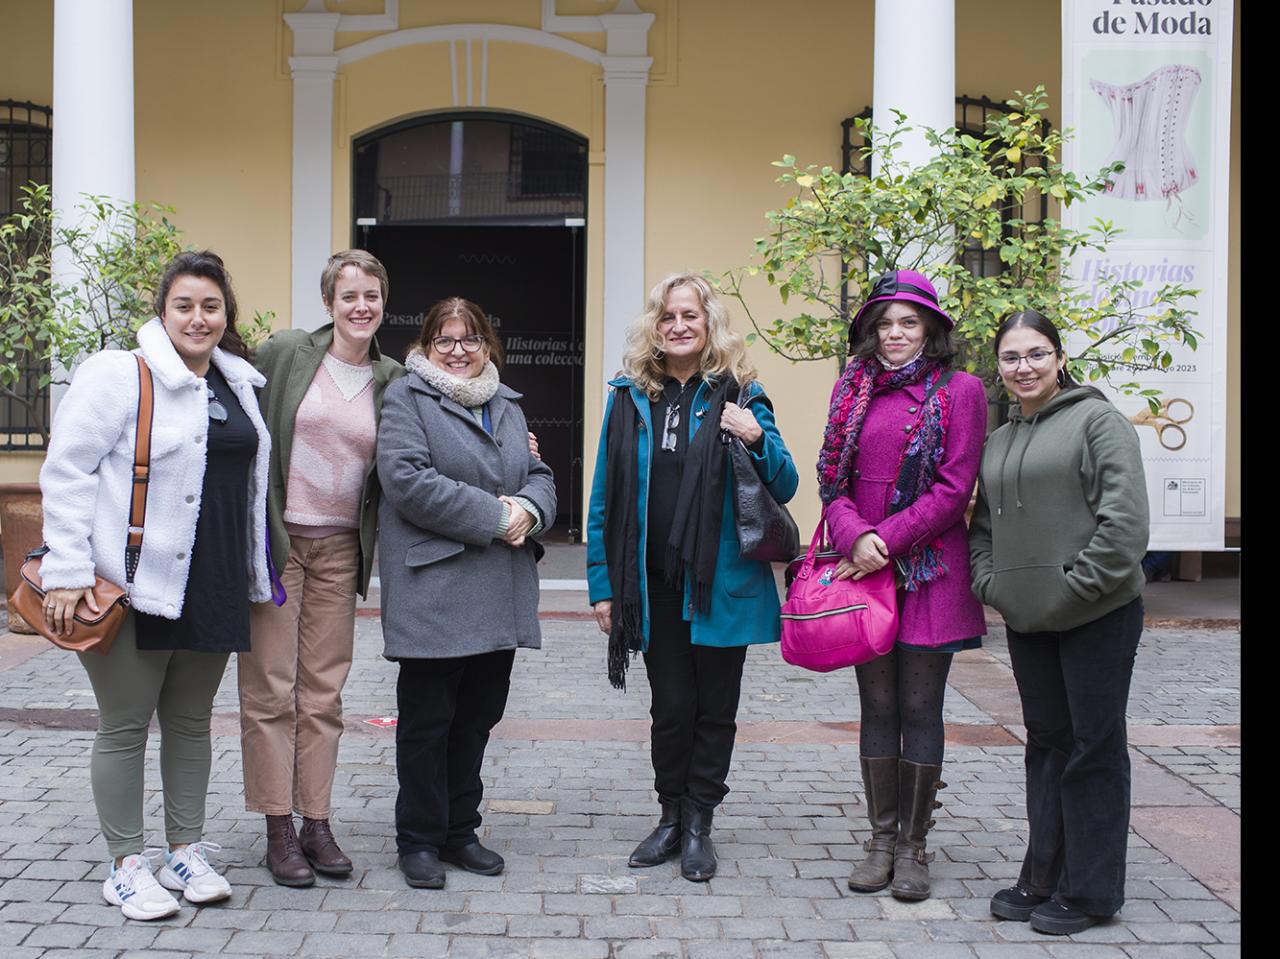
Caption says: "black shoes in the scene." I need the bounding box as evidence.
[1029,897,1105,935]
[990,884,1050,921]
[398,850,446,888]
[629,801,683,868]
[680,798,717,882]
[439,841,505,876]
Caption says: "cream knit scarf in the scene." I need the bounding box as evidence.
[405,347,501,408]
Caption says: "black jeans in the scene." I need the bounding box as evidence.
[643,577,748,810]
[1006,597,1143,918]
[394,649,516,855]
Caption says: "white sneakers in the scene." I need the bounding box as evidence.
[103,843,232,920]
[157,842,233,904]
[102,852,181,921]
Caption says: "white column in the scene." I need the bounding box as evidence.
[597,5,655,400]
[599,56,652,399]
[50,0,133,408]
[872,0,954,169]
[284,12,340,331]
[53,0,134,220]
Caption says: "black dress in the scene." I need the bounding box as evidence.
[134,364,258,653]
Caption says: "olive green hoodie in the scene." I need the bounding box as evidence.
[969,385,1149,634]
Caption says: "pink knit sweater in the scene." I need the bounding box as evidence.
[283,356,376,538]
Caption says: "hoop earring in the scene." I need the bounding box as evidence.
[1056,367,1068,387]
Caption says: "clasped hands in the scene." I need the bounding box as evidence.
[496,431,543,548]
[833,531,889,581]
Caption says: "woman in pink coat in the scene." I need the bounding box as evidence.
[817,269,987,902]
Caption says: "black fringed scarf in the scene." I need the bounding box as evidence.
[603,376,735,690]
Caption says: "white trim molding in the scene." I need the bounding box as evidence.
[282,4,655,369]
[336,24,604,68]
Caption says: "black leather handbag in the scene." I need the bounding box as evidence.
[724,388,801,563]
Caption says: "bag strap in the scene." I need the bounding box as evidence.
[124,355,154,585]
[924,368,955,404]
[796,504,831,580]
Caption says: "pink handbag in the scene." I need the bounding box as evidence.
[780,513,899,672]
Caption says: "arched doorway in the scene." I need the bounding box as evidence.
[352,112,587,540]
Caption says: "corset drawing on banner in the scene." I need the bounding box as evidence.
[1090,65,1201,226]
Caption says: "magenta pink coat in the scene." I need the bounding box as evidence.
[824,369,988,647]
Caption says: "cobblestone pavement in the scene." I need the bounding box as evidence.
[0,602,1241,958]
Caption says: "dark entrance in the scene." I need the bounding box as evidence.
[352,113,587,539]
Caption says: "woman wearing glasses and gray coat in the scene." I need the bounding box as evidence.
[376,296,556,890]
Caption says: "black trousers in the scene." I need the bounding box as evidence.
[643,577,748,810]
[394,649,516,855]
[1006,597,1143,918]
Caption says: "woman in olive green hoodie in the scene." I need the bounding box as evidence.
[969,310,1148,937]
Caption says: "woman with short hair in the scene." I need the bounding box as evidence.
[238,249,404,886]
[586,272,798,882]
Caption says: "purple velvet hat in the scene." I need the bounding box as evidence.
[851,269,955,331]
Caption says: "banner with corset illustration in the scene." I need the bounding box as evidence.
[1061,0,1234,550]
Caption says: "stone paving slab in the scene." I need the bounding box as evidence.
[0,613,1241,957]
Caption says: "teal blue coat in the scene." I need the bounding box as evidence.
[586,375,799,649]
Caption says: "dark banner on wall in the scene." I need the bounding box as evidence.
[365,224,586,532]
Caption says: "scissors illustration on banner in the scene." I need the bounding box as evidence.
[1129,397,1194,451]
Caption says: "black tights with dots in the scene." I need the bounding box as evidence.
[855,645,954,765]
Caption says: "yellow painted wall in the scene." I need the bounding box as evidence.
[134,0,293,341]
[0,1,52,105]
[0,0,1245,531]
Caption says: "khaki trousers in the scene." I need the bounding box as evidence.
[238,530,359,818]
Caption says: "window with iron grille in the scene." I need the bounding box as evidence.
[1,99,52,452]
[508,125,586,200]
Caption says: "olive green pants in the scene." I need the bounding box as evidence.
[77,614,229,858]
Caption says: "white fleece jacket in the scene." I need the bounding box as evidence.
[38,319,272,617]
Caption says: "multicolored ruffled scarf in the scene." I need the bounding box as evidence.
[816,354,953,591]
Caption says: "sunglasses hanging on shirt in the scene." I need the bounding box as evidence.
[206,386,228,424]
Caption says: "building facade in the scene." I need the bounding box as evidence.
[0,0,1241,542]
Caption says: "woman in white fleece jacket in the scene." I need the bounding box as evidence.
[38,251,271,922]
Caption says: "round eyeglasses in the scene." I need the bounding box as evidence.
[997,349,1059,371]
[431,334,486,354]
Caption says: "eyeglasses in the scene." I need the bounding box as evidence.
[431,334,486,354]
[997,349,1059,371]
[206,387,228,424]
[662,403,681,452]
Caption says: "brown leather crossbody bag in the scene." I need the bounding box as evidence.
[9,354,154,654]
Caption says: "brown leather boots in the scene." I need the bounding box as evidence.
[266,815,314,887]
[847,756,898,892]
[890,759,946,901]
[847,757,946,901]
[266,815,353,886]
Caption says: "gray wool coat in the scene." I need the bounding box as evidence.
[376,372,556,660]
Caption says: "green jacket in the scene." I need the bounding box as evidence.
[253,325,405,598]
[969,386,1149,634]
